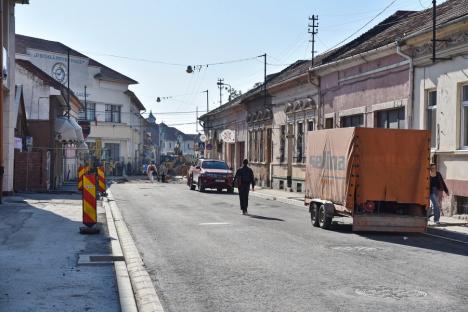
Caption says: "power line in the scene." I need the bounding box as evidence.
[323,0,398,54]
[86,51,259,68]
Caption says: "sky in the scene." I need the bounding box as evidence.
[16,0,441,133]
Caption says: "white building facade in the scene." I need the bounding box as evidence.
[15,35,145,175]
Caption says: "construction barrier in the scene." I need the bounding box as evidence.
[77,166,90,191]
[97,166,106,194]
[82,173,97,227]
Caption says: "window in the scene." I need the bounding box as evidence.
[79,103,96,121]
[254,131,258,162]
[427,91,437,148]
[296,122,304,163]
[266,128,272,163]
[456,196,468,214]
[259,130,264,162]
[280,125,286,163]
[104,143,120,161]
[325,118,334,129]
[341,114,363,127]
[307,120,314,131]
[461,85,468,149]
[105,104,121,123]
[376,108,405,129]
[202,161,229,170]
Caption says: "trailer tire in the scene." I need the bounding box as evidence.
[310,203,319,227]
[318,204,332,229]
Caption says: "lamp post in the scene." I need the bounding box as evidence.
[203,89,209,112]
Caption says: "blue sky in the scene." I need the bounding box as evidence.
[16,0,439,133]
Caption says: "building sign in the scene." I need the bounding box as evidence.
[220,129,235,143]
[206,143,213,150]
[14,137,22,150]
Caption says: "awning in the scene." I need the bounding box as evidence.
[55,116,77,142]
[69,117,84,143]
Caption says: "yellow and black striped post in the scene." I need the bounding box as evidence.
[77,166,86,191]
[97,166,106,195]
[82,174,97,227]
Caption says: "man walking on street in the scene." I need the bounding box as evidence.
[234,159,255,215]
[147,162,156,183]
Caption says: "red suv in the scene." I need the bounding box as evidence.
[187,159,234,193]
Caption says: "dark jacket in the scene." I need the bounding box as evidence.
[430,171,449,194]
[234,166,255,189]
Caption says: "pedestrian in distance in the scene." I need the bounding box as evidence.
[234,159,255,215]
[160,163,168,183]
[429,163,449,224]
[147,162,156,183]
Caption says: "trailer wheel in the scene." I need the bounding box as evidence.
[310,203,319,227]
[318,204,332,229]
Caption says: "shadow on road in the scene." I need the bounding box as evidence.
[247,214,285,222]
[325,221,468,256]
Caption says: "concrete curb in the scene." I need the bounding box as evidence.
[107,190,164,312]
[250,190,306,208]
[104,200,138,312]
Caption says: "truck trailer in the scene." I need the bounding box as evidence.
[304,127,430,233]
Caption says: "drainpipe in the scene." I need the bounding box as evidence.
[308,70,321,129]
[396,39,414,129]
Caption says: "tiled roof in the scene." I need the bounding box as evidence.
[124,90,145,111]
[16,34,138,84]
[16,59,82,108]
[318,0,468,65]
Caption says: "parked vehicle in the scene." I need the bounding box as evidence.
[304,127,430,233]
[187,159,234,193]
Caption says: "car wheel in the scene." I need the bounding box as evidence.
[217,188,222,193]
[310,203,319,227]
[198,180,205,192]
[227,187,234,194]
[189,176,196,190]
[318,204,332,229]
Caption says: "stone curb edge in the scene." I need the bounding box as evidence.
[250,191,306,208]
[106,189,164,312]
[103,198,138,312]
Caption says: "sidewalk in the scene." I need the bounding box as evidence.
[251,187,468,236]
[0,193,119,312]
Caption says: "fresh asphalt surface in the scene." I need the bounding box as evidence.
[111,180,468,312]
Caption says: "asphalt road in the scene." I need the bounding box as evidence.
[111,180,468,312]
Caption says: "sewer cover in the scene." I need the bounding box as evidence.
[355,286,427,299]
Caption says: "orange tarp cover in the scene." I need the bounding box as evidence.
[305,128,430,212]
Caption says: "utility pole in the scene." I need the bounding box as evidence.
[203,89,209,112]
[84,85,87,118]
[67,48,71,118]
[432,0,436,63]
[196,106,199,133]
[217,78,224,106]
[308,15,319,66]
[258,53,267,108]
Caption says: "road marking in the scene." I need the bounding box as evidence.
[198,222,230,225]
[423,232,468,244]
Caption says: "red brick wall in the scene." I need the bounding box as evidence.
[14,150,49,192]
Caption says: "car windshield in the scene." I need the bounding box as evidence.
[202,161,229,170]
